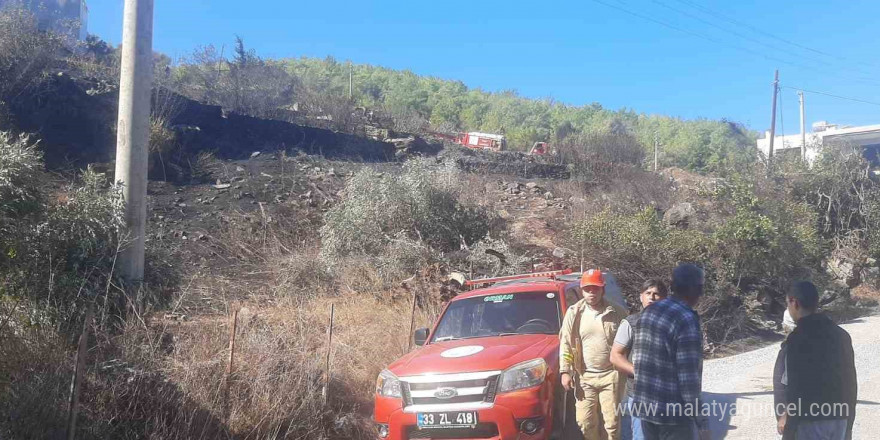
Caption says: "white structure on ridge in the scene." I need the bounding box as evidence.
[757,121,880,164]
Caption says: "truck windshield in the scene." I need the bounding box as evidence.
[431,292,560,342]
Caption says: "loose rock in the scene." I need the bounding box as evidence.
[664,202,696,228]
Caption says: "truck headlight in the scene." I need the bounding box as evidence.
[376,369,402,398]
[498,359,547,393]
[376,423,390,438]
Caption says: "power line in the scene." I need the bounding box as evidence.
[671,0,880,70]
[642,0,880,84]
[781,86,880,108]
[672,0,833,59]
[776,10,784,140]
[650,0,832,68]
[589,0,806,67]
[594,0,880,88]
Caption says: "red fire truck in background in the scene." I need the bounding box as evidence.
[432,131,507,152]
[459,132,507,152]
[430,132,559,156]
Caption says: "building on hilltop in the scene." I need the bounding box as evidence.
[757,121,880,165]
[0,0,89,42]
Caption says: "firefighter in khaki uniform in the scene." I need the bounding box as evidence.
[559,270,629,440]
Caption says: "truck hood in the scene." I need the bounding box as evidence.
[388,334,558,377]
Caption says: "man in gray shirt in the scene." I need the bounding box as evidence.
[610,279,669,440]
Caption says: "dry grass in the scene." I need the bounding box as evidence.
[1,241,446,440]
[128,283,443,439]
[0,300,71,438]
[553,131,645,182]
[151,200,450,438]
[851,284,880,302]
[550,166,673,219]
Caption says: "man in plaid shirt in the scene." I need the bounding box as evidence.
[631,264,710,440]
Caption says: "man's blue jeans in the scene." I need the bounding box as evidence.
[622,396,645,440]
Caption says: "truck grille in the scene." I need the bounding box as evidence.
[399,371,501,412]
[406,423,499,439]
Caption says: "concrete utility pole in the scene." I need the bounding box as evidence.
[348,61,353,100]
[653,133,659,172]
[799,90,806,162]
[114,0,154,283]
[768,69,779,166]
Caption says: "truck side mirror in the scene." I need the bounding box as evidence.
[414,328,429,346]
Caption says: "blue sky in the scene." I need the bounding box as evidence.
[87,0,880,134]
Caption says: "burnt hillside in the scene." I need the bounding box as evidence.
[6,73,396,170]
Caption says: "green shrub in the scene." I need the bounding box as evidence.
[711,185,821,293]
[380,234,441,272]
[789,143,880,259]
[570,207,708,293]
[0,132,43,239]
[707,174,821,291]
[570,172,822,342]
[0,131,124,328]
[45,169,125,271]
[320,159,489,263]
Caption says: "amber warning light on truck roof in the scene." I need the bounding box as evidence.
[463,269,573,287]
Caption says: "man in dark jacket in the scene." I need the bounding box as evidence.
[783,281,857,440]
[773,310,796,440]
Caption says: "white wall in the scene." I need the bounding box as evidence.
[756,124,880,165]
[756,131,820,163]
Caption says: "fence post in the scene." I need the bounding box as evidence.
[222,308,239,423]
[67,304,95,440]
[322,303,335,407]
[407,290,417,353]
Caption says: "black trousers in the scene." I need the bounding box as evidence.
[640,419,696,440]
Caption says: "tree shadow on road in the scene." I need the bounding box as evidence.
[702,391,772,439]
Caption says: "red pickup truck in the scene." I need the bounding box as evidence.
[373,270,626,440]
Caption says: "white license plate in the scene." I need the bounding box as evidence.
[416,411,478,429]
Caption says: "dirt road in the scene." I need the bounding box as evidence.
[702,314,880,439]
